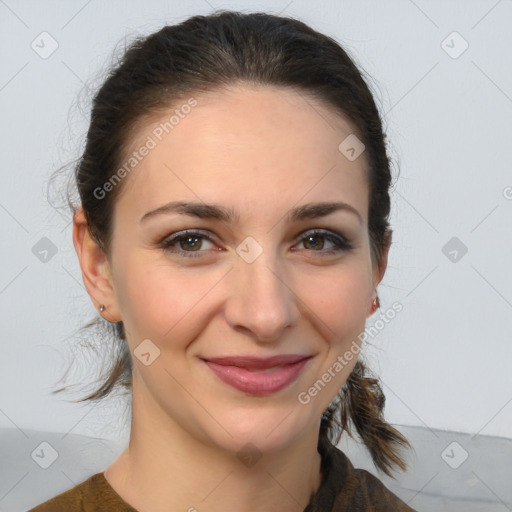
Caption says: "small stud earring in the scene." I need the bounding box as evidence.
[99,304,105,313]
[370,295,380,314]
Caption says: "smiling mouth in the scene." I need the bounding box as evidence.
[202,356,313,395]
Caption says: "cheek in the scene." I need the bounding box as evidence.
[299,263,370,393]
[299,262,372,341]
[113,244,372,352]
[112,252,224,343]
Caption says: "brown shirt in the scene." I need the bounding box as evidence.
[28,436,416,511]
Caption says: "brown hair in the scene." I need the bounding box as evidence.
[50,9,409,477]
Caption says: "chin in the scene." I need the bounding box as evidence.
[204,406,316,456]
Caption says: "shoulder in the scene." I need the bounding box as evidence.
[27,472,136,512]
[308,436,417,512]
[340,467,417,511]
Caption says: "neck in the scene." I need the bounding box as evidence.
[104,382,323,512]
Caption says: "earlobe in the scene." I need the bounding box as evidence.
[72,207,121,322]
[368,294,380,316]
[368,230,392,317]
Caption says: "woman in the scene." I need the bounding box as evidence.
[31,10,415,512]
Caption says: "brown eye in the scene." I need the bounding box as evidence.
[177,235,204,251]
[302,234,326,250]
[294,229,352,256]
[159,230,217,258]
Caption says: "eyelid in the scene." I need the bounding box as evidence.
[292,228,352,252]
[293,227,347,243]
[158,229,218,249]
[158,227,353,258]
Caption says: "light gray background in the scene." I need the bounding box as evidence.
[0,0,511,510]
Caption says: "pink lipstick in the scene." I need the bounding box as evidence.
[202,354,312,395]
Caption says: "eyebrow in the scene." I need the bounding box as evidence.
[140,200,363,225]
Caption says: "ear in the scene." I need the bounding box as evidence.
[367,229,392,316]
[72,207,121,322]
[373,228,392,287]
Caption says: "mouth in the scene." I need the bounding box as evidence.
[201,354,313,395]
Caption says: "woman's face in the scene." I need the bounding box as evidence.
[96,84,384,453]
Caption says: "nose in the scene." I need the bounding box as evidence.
[224,247,300,343]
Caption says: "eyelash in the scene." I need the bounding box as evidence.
[158,229,353,259]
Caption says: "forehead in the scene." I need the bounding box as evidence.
[114,84,369,227]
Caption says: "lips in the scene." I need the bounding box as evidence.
[202,354,312,395]
[203,354,310,370]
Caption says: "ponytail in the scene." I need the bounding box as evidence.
[320,359,411,477]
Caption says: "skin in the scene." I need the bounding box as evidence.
[73,83,390,512]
